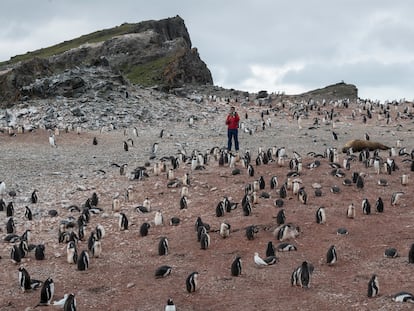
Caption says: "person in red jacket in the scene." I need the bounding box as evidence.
[226,106,240,151]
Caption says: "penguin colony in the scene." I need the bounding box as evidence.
[0,97,413,310]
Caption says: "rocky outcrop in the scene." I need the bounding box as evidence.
[0,16,213,107]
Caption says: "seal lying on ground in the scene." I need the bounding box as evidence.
[342,139,390,153]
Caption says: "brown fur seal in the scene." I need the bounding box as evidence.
[342,139,390,153]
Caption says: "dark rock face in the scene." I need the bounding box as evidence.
[0,16,213,107]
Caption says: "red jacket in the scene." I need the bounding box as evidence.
[226,113,240,129]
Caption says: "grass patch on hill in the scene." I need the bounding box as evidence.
[124,56,173,86]
[0,23,135,66]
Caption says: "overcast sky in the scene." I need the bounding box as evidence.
[1,0,413,102]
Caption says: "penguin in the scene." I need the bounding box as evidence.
[0,198,5,211]
[216,201,225,217]
[66,241,78,264]
[6,201,14,217]
[274,198,284,208]
[19,239,29,258]
[93,137,98,145]
[392,291,414,303]
[391,191,404,206]
[231,256,242,276]
[154,211,164,226]
[91,239,102,258]
[275,224,300,241]
[263,255,278,265]
[246,225,258,240]
[169,217,180,226]
[31,189,38,204]
[347,203,356,219]
[77,250,89,271]
[180,195,188,209]
[200,231,210,250]
[25,206,33,220]
[38,277,55,306]
[291,261,313,288]
[247,164,254,177]
[48,131,57,148]
[362,198,371,215]
[384,247,398,258]
[367,274,379,298]
[253,252,268,267]
[158,237,169,256]
[219,222,231,238]
[276,209,286,225]
[95,224,105,240]
[6,217,15,234]
[186,272,199,293]
[266,241,276,257]
[140,222,151,237]
[316,207,326,224]
[408,243,414,263]
[123,141,129,151]
[155,265,172,278]
[298,187,307,204]
[165,298,176,311]
[326,245,337,265]
[332,131,338,140]
[35,244,45,260]
[270,176,278,190]
[11,245,22,264]
[375,197,384,213]
[356,175,364,189]
[119,213,129,231]
[0,181,5,199]
[63,293,76,311]
[112,198,121,212]
[277,242,297,252]
[19,266,31,292]
[258,176,265,190]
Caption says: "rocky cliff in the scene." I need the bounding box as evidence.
[0,16,213,108]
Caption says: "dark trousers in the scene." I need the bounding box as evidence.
[227,129,239,151]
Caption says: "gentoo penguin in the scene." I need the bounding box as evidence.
[169,217,180,226]
[77,250,89,271]
[186,272,199,293]
[155,265,172,278]
[298,187,307,204]
[219,222,231,238]
[275,224,300,241]
[375,197,384,213]
[38,277,55,306]
[326,245,337,265]
[362,198,371,215]
[316,207,326,224]
[119,213,129,231]
[123,141,129,151]
[216,201,225,217]
[91,240,102,258]
[35,244,45,260]
[277,242,297,252]
[158,237,169,256]
[276,209,286,225]
[392,291,414,303]
[95,224,105,240]
[0,181,5,198]
[356,175,364,189]
[31,189,38,203]
[200,231,210,250]
[6,201,14,217]
[48,131,57,148]
[93,136,98,145]
[266,241,276,257]
[19,239,29,258]
[291,261,313,288]
[18,266,42,292]
[367,274,379,297]
[391,191,404,206]
[253,252,268,267]
[140,222,151,237]
[347,203,356,219]
[0,198,5,211]
[143,197,151,211]
[258,176,265,190]
[408,243,414,263]
[11,245,22,264]
[6,217,15,234]
[165,298,176,311]
[246,225,258,240]
[384,248,398,258]
[270,176,278,190]
[25,206,33,220]
[112,198,121,212]
[66,241,78,264]
[247,164,254,177]
[63,293,76,311]
[154,211,164,226]
[231,256,242,276]
[179,195,188,209]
